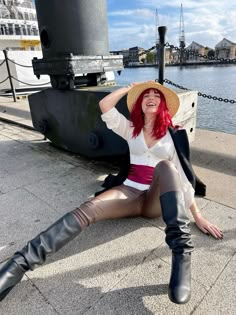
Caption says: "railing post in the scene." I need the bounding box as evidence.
[3,49,17,102]
[158,26,167,85]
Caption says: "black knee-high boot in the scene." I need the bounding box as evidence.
[160,191,194,304]
[0,212,82,301]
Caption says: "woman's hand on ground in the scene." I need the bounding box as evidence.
[194,216,223,239]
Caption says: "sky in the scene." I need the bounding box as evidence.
[107,0,236,51]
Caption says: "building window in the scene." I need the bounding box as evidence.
[22,25,27,35]
[8,23,13,35]
[24,12,29,20]
[0,24,5,35]
[27,25,31,35]
[15,25,21,35]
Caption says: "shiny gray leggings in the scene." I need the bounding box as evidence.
[73,160,183,229]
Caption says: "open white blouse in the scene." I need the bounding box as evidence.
[101,107,195,209]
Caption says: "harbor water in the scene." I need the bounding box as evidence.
[115,64,236,135]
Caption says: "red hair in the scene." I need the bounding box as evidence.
[130,88,175,140]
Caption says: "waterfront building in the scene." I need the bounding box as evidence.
[111,46,146,66]
[128,46,146,65]
[155,47,176,65]
[185,41,213,62]
[215,38,236,59]
[0,0,40,51]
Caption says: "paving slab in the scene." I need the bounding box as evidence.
[17,220,165,315]
[191,128,236,208]
[0,161,75,194]
[0,276,58,315]
[85,253,206,315]
[23,166,106,215]
[193,254,236,315]
[0,97,33,128]
[0,188,59,261]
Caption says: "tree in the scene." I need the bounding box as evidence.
[146,52,155,64]
[208,49,215,58]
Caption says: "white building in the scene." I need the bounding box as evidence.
[185,41,208,62]
[0,0,40,51]
[215,38,236,59]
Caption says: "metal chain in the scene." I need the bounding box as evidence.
[0,76,9,85]
[165,42,236,63]
[163,78,236,104]
[11,76,50,86]
[138,45,156,57]
[131,42,236,62]
[7,57,33,68]
[0,59,6,67]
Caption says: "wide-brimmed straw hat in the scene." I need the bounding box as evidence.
[127,81,180,117]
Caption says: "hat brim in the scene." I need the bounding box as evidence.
[127,82,180,117]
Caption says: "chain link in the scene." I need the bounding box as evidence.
[11,76,50,86]
[131,42,236,62]
[138,45,156,57]
[0,59,6,67]
[163,79,236,104]
[0,76,9,85]
[7,57,33,68]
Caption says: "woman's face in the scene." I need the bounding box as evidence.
[141,89,161,116]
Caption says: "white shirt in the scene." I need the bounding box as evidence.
[101,107,195,209]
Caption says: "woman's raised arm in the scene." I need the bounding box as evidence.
[99,85,132,113]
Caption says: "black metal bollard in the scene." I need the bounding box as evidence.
[158,26,167,85]
[3,50,17,102]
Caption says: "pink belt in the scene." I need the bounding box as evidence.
[127,164,155,185]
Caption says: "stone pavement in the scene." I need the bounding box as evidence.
[0,97,236,314]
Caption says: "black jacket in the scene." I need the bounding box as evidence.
[95,127,206,197]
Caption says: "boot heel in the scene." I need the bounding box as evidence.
[0,286,15,301]
[168,253,191,304]
[0,260,26,302]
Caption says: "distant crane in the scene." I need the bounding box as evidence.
[179,3,186,64]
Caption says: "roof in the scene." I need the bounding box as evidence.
[186,41,205,49]
[215,38,236,47]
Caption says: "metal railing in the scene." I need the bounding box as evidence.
[0,49,50,102]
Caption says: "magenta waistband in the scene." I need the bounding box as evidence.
[127,164,155,185]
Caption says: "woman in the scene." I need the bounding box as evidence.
[0,81,223,305]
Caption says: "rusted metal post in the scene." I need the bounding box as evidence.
[3,49,17,102]
[158,26,167,85]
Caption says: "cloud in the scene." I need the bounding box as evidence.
[108,1,236,50]
[108,8,155,19]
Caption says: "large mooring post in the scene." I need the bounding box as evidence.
[29,1,198,157]
[29,0,129,158]
[32,0,123,90]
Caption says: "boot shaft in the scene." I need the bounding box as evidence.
[160,191,194,253]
